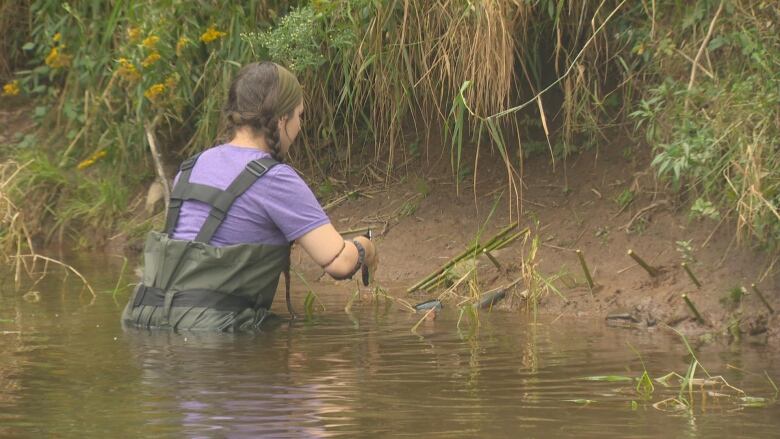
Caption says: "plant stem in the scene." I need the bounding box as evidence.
[576,249,595,290]
[482,248,503,272]
[682,294,704,323]
[751,283,775,314]
[681,262,701,288]
[628,249,658,277]
[144,119,170,217]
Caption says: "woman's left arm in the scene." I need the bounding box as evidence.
[297,224,377,280]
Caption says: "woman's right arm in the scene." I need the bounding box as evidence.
[296,223,378,281]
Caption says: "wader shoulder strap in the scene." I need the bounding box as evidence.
[165,153,202,234]
[194,157,279,244]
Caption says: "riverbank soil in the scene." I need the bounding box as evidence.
[299,144,778,345]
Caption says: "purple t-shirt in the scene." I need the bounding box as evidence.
[170,144,330,246]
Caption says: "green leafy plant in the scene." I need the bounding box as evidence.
[690,198,720,220]
[675,240,695,264]
[614,188,635,210]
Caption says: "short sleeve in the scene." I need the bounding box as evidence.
[259,165,331,241]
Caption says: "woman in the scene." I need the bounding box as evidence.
[122,62,378,331]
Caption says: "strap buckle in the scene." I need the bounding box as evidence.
[247,160,268,177]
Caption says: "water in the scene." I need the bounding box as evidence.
[0,254,778,438]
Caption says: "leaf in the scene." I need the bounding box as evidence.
[636,371,655,398]
[708,36,728,51]
[582,375,633,382]
[564,399,595,405]
[22,42,35,51]
[739,396,768,408]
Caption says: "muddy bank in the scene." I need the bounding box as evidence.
[298,146,778,345]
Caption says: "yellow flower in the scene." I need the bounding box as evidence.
[200,25,227,44]
[77,159,95,170]
[117,58,141,82]
[53,32,62,43]
[175,36,190,56]
[144,83,166,101]
[45,46,58,65]
[2,80,21,96]
[76,149,107,171]
[142,35,159,49]
[141,51,161,68]
[127,27,141,42]
[117,57,141,82]
[164,73,179,90]
[44,46,70,69]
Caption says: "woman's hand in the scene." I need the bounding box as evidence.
[297,224,378,282]
[352,236,378,284]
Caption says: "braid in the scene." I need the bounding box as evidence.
[264,117,284,162]
[250,113,283,162]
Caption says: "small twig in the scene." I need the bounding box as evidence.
[542,243,575,252]
[675,48,715,79]
[411,306,437,333]
[701,208,733,248]
[610,196,634,219]
[622,200,668,232]
[617,264,636,275]
[13,254,96,297]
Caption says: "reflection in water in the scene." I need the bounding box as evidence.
[0,255,778,437]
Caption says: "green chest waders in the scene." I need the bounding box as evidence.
[122,155,292,332]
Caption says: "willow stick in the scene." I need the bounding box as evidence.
[486,228,528,252]
[418,227,528,292]
[576,250,595,290]
[751,283,775,314]
[628,249,658,277]
[407,222,520,293]
[681,262,702,288]
[682,294,704,323]
[482,249,504,272]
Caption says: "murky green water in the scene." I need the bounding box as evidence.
[0,254,778,438]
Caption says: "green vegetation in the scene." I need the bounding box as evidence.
[581,332,778,412]
[0,0,779,253]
